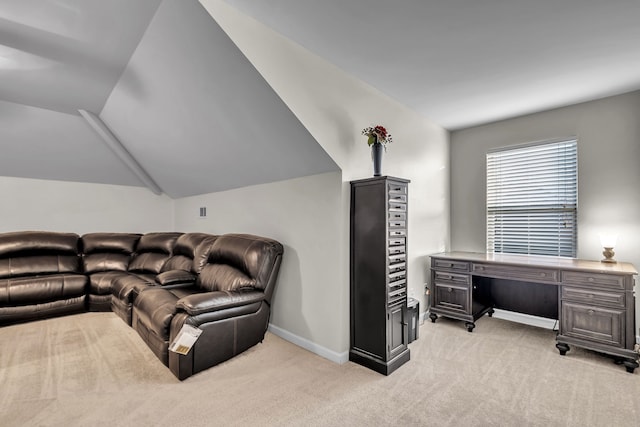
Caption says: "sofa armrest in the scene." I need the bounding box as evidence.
[176,290,264,316]
[156,270,197,287]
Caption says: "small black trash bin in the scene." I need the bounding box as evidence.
[407,297,419,343]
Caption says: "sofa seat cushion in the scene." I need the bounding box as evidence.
[88,271,130,295]
[134,288,180,339]
[0,274,87,305]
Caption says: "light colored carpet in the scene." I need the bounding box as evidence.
[0,312,638,426]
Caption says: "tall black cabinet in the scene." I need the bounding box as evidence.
[349,176,410,375]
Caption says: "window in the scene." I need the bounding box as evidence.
[486,139,577,257]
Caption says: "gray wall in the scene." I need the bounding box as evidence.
[450,90,640,330]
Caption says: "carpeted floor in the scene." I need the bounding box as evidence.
[0,312,638,426]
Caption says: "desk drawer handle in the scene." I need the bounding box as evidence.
[588,309,595,315]
[588,277,595,283]
[447,287,453,293]
[476,266,484,271]
[540,272,546,278]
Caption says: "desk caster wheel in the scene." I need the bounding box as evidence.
[429,313,438,323]
[465,322,475,333]
[487,308,495,318]
[556,342,570,356]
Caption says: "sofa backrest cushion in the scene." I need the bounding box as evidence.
[196,234,283,292]
[81,233,141,273]
[198,264,255,292]
[0,231,80,279]
[162,233,216,273]
[128,232,182,274]
[0,231,79,257]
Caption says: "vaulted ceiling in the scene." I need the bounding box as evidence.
[1,0,639,197]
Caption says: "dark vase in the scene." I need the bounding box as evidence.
[371,142,383,176]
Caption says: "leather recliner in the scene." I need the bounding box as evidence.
[82,232,142,311]
[0,231,87,323]
[132,233,283,379]
[111,232,216,325]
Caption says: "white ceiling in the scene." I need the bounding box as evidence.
[0,0,162,114]
[0,0,338,197]
[222,0,640,130]
[1,0,639,196]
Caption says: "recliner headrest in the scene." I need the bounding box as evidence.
[135,232,182,254]
[198,234,283,291]
[81,233,141,255]
[163,233,216,272]
[0,231,79,257]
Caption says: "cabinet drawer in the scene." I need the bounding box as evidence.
[389,212,406,221]
[561,286,625,308]
[389,245,406,256]
[388,183,407,195]
[389,202,407,212]
[432,259,470,272]
[389,270,406,283]
[389,220,406,228]
[389,253,406,264]
[389,237,405,246]
[434,271,470,286]
[389,229,406,238]
[561,271,625,290]
[389,262,406,274]
[561,301,625,347]
[433,283,469,314]
[389,194,407,203]
[473,263,559,283]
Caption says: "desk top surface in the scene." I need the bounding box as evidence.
[431,251,638,275]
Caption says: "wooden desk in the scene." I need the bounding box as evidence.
[429,251,639,373]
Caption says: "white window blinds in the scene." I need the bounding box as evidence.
[486,139,577,257]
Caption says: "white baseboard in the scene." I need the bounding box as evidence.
[267,323,349,364]
[491,309,557,330]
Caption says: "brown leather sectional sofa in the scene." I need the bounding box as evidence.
[0,230,283,380]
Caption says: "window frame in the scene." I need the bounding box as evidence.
[486,137,578,258]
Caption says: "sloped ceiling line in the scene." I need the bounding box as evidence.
[78,109,163,195]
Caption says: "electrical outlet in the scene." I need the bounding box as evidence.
[199,206,207,218]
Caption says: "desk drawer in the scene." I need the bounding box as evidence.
[561,286,625,308]
[561,301,624,348]
[432,259,470,272]
[434,271,470,286]
[561,271,625,290]
[472,263,559,284]
[433,283,469,314]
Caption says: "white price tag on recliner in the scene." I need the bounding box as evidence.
[169,324,203,355]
